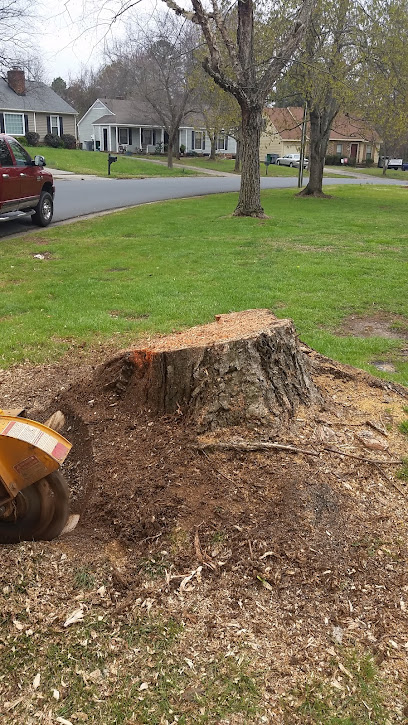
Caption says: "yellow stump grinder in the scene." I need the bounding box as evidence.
[0,408,71,544]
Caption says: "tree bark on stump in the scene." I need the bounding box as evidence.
[100,310,321,431]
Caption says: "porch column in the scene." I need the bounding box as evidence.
[108,127,112,152]
[115,126,118,153]
[139,127,142,151]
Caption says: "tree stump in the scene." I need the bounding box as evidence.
[100,310,321,430]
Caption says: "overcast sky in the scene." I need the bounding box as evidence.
[39,0,156,82]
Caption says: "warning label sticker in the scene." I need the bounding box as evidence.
[0,421,70,461]
[14,455,48,481]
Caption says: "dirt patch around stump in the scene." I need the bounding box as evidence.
[1,312,408,723]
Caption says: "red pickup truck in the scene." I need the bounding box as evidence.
[0,134,55,226]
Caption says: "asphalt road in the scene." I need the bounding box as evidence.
[1,173,406,238]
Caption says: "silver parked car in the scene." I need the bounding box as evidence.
[276,153,308,168]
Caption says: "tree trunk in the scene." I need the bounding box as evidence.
[167,141,174,169]
[234,134,241,172]
[98,310,321,432]
[298,107,336,198]
[234,105,265,217]
[210,136,216,160]
[382,145,387,175]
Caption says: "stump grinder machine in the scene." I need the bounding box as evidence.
[0,408,71,544]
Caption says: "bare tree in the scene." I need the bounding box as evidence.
[191,62,240,160]
[105,13,200,168]
[357,0,408,175]
[161,0,314,216]
[0,0,37,71]
[294,0,361,197]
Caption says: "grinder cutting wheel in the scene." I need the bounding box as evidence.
[0,409,71,544]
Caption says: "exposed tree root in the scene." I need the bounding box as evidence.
[232,207,269,218]
[296,188,332,199]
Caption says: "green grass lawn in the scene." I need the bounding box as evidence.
[1,185,407,384]
[24,146,198,178]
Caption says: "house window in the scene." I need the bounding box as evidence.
[118,128,129,145]
[336,144,342,155]
[366,145,372,160]
[216,134,228,151]
[194,131,205,150]
[50,115,60,136]
[4,113,24,136]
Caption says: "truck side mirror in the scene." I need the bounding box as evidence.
[34,155,46,167]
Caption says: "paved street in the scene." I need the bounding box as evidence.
[1,173,406,238]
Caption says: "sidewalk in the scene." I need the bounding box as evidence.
[47,168,100,180]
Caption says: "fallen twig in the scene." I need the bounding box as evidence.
[372,463,408,498]
[322,446,402,465]
[198,441,320,456]
[197,440,402,466]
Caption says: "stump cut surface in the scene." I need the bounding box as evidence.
[97,309,321,429]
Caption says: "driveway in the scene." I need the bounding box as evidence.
[1,173,406,238]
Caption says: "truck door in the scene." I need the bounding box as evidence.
[0,138,20,211]
[8,139,41,209]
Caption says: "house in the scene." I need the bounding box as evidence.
[260,107,381,163]
[0,68,77,142]
[78,97,236,155]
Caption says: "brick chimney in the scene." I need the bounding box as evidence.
[7,67,25,95]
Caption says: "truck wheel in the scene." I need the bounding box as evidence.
[32,191,53,227]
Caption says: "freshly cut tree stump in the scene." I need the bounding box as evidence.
[101,310,321,430]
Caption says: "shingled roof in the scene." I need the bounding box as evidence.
[264,107,380,143]
[92,97,207,129]
[0,77,77,114]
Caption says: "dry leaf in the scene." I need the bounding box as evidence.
[355,431,389,451]
[139,682,149,691]
[338,662,353,679]
[64,608,84,627]
[32,672,41,690]
[179,566,202,593]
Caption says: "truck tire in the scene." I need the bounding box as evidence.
[32,191,53,227]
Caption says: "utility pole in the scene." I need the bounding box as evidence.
[298,102,308,188]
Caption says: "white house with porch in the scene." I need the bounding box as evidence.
[77,98,236,156]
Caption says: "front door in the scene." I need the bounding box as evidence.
[0,138,20,211]
[350,143,358,159]
[103,128,108,151]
